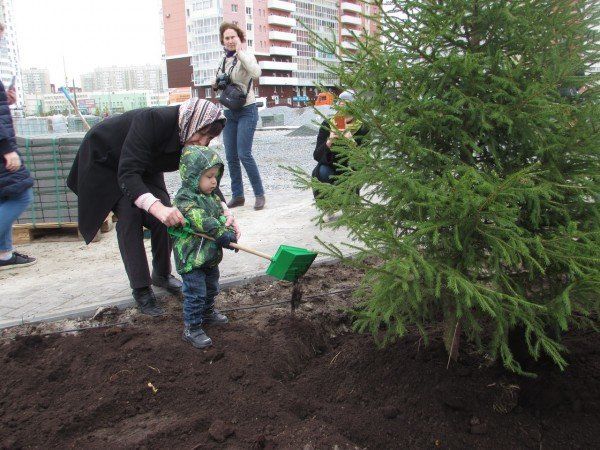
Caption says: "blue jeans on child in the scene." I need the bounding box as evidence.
[0,188,33,252]
[223,103,265,198]
[181,266,220,327]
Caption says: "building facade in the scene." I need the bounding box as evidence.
[161,0,378,106]
[24,90,169,116]
[80,65,165,93]
[21,67,51,95]
[0,0,22,105]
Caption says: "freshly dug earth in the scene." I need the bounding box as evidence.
[1,263,599,449]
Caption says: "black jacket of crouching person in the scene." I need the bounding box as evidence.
[311,118,367,199]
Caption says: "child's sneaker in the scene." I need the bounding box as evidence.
[0,252,37,271]
[182,326,212,349]
[203,309,229,325]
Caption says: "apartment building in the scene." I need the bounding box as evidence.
[80,65,165,93]
[161,0,378,106]
[0,0,22,105]
[21,67,51,95]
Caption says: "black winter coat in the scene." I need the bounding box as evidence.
[0,80,33,198]
[311,119,367,182]
[67,106,224,243]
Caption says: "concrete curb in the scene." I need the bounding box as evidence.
[0,256,343,330]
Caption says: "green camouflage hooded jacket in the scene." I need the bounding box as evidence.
[172,145,229,274]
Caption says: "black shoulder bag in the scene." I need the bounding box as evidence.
[219,57,253,111]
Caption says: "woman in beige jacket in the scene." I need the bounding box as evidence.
[214,22,265,210]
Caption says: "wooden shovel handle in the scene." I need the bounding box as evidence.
[192,231,272,261]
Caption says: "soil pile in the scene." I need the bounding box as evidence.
[1,264,599,449]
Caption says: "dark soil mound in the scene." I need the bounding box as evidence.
[1,263,599,449]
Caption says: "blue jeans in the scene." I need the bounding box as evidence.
[0,188,33,252]
[317,164,336,183]
[223,104,265,198]
[181,266,220,328]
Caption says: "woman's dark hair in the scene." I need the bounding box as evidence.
[199,119,225,138]
[219,22,246,45]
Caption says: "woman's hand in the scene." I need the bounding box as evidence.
[7,87,16,105]
[3,151,21,172]
[235,38,244,53]
[326,130,337,148]
[222,203,241,240]
[148,202,185,227]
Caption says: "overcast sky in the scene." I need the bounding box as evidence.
[14,0,163,86]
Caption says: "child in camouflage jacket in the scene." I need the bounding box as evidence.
[173,145,237,349]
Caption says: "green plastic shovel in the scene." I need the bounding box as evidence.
[168,222,317,282]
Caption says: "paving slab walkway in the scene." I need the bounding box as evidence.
[0,189,354,329]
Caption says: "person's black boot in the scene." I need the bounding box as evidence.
[151,272,183,295]
[182,326,212,349]
[132,287,165,317]
[203,308,229,325]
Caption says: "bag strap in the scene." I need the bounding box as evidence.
[222,55,253,95]
[216,56,226,76]
[227,57,238,76]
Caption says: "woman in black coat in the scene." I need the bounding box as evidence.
[67,99,235,316]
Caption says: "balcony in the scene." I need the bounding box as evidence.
[341,2,362,13]
[341,28,362,37]
[268,15,296,27]
[259,61,298,71]
[341,15,362,26]
[341,41,358,50]
[270,46,298,57]
[269,30,297,42]
[259,76,299,86]
[267,0,296,13]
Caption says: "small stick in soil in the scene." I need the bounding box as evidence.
[330,350,342,366]
[291,280,303,313]
[446,319,461,370]
[108,369,132,382]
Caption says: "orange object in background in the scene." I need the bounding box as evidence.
[333,115,346,130]
[315,92,334,106]
[168,87,192,105]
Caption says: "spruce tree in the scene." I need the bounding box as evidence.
[298,0,599,374]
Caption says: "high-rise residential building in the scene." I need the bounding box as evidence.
[160,0,193,92]
[161,0,378,106]
[80,65,165,92]
[0,0,22,105]
[21,67,51,95]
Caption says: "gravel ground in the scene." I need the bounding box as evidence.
[258,105,334,128]
[164,130,317,199]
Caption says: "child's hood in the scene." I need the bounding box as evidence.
[179,145,224,191]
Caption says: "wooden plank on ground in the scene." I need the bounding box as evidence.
[12,222,101,244]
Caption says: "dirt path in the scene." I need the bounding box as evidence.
[1,263,599,449]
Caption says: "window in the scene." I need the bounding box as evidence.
[205,87,212,98]
[231,4,238,12]
[246,7,252,15]
[248,39,253,47]
[247,23,252,31]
